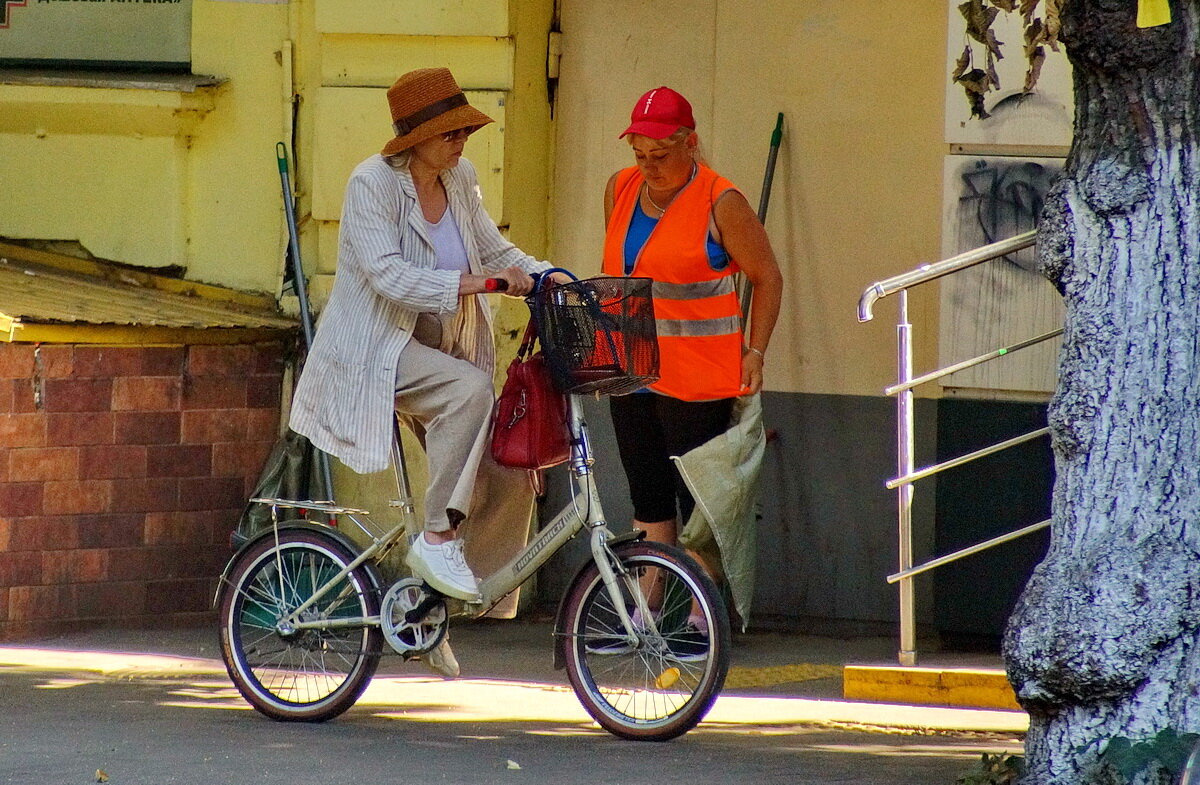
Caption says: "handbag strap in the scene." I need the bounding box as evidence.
[516,318,538,360]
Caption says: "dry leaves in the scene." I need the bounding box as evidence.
[960,0,1005,58]
[956,68,996,119]
[1044,0,1063,40]
[954,0,1061,119]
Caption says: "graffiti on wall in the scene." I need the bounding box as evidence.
[958,157,1059,273]
[939,155,1065,395]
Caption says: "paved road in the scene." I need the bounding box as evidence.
[0,624,1025,785]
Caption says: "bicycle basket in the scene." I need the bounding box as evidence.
[530,276,659,396]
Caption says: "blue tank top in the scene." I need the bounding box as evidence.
[622,199,729,275]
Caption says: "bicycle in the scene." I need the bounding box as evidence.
[214,274,731,741]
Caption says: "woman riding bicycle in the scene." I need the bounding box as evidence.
[289,67,570,675]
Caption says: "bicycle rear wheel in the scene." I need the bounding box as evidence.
[217,526,382,721]
[559,540,730,741]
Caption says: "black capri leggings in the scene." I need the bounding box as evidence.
[609,393,734,525]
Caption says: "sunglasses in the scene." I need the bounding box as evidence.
[440,127,475,143]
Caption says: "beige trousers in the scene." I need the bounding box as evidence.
[394,336,494,533]
[395,331,537,618]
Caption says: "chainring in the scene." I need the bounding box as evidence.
[380,577,448,656]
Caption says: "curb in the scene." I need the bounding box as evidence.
[843,664,1022,711]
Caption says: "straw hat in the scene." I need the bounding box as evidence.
[381,68,494,156]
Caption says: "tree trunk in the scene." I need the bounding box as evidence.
[1003,1,1200,783]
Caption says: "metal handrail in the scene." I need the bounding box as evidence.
[858,229,1056,666]
[858,230,1037,323]
[884,328,1063,395]
[887,519,1051,583]
[885,427,1050,489]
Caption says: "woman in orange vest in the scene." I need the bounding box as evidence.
[601,86,783,645]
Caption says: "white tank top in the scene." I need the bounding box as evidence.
[425,207,471,274]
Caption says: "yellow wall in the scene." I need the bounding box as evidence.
[0,1,289,293]
[0,0,553,305]
[550,1,947,399]
[188,1,291,293]
[0,84,202,274]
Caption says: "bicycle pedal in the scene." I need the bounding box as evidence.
[420,581,447,599]
[401,584,446,624]
[381,577,449,657]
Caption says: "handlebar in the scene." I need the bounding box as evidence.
[485,268,577,295]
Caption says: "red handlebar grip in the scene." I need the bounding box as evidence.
[484,278,509,292]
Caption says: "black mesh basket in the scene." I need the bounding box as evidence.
[530,276,659,396]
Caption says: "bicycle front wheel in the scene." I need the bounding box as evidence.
[217,526,382,722]
[560,540,730,741]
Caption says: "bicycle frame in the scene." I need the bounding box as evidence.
[260,392,646,646]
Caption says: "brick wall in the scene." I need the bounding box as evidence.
[0,341,285,640]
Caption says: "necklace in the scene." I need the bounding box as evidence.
[643,185,671,213]
[642,163,698,214]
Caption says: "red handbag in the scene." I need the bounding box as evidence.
[491,321,570,470]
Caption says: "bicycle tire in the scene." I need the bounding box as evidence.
[217,526,382,721]
[559,540,730,741]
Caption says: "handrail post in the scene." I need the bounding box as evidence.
[896,290,917,666]
[861,230,1047,668]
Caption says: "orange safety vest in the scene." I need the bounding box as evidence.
[602,165,745,401]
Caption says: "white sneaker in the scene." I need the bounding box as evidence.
[406,533,480,601]
[421,636,460,679]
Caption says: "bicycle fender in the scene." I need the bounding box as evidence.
[212,520,385,609]
[551,528,646,670]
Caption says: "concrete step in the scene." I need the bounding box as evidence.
[843,663,1021,711]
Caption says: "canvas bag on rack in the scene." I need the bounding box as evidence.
[490,320,570,470]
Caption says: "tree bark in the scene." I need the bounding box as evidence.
[1003,1,1200,783]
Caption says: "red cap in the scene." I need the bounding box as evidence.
[619,86,695,139]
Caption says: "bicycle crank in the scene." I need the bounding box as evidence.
[380,577,448,656]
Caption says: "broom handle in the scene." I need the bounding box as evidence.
[277,142,335,503]
[757,113,784,223]
[740,113,784,327]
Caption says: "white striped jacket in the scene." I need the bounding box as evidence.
[289,154,551,473]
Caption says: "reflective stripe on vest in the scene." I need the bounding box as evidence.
[657,314,742,337]
[652,278,736,300]
[601,165,746,401]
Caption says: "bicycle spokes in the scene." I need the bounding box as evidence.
[560,541,729,740]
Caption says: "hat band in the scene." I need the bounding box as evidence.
[392,92,469,137]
